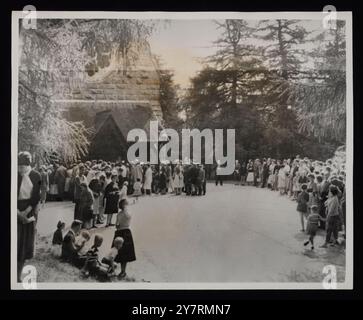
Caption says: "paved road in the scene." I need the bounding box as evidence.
[36,183,345,283]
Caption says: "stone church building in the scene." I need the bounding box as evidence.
[53,45,164,161]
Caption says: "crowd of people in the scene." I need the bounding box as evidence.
[18,155,213,281]
[17,151,346,282]
[37,159,212,229]
[232,156,346,250]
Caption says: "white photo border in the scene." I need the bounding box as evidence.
[11,10,354,290]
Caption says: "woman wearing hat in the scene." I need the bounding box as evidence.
[246,160,254,186]
[79,182,94,229]
[73,164,87,220]
[17,151,41,281]
[104,174,120,227]
[143,164,153,195]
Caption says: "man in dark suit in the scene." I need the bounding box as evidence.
[261,159,269,188]
[319,172,331,229]
[196,164,206,196]
[184,165,192,195]
[234,160,241,185]
[54,162,67,201]
[192,163,199,195]
[61,220,83,265]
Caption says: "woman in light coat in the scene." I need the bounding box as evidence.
[278,164,287,195]
[173,164,184,195]
[143,165,153,195]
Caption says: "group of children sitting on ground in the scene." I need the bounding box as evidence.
[51,199,135,281]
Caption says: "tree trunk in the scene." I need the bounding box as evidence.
[231,41,238,110]
[276,20,291,127]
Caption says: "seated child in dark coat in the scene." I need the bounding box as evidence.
[61,220,83,265]
[81,234,104,277]
[51,220,65,258]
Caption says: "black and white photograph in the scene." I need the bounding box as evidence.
[11,10,353,290]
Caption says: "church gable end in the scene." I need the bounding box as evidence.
[88,114,128,161]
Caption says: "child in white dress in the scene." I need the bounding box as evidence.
[132,179,142,202]
[75,230,91,255]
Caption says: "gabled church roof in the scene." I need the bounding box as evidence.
[94,103,163,141]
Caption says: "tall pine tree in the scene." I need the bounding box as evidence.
[257,20,308,128]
